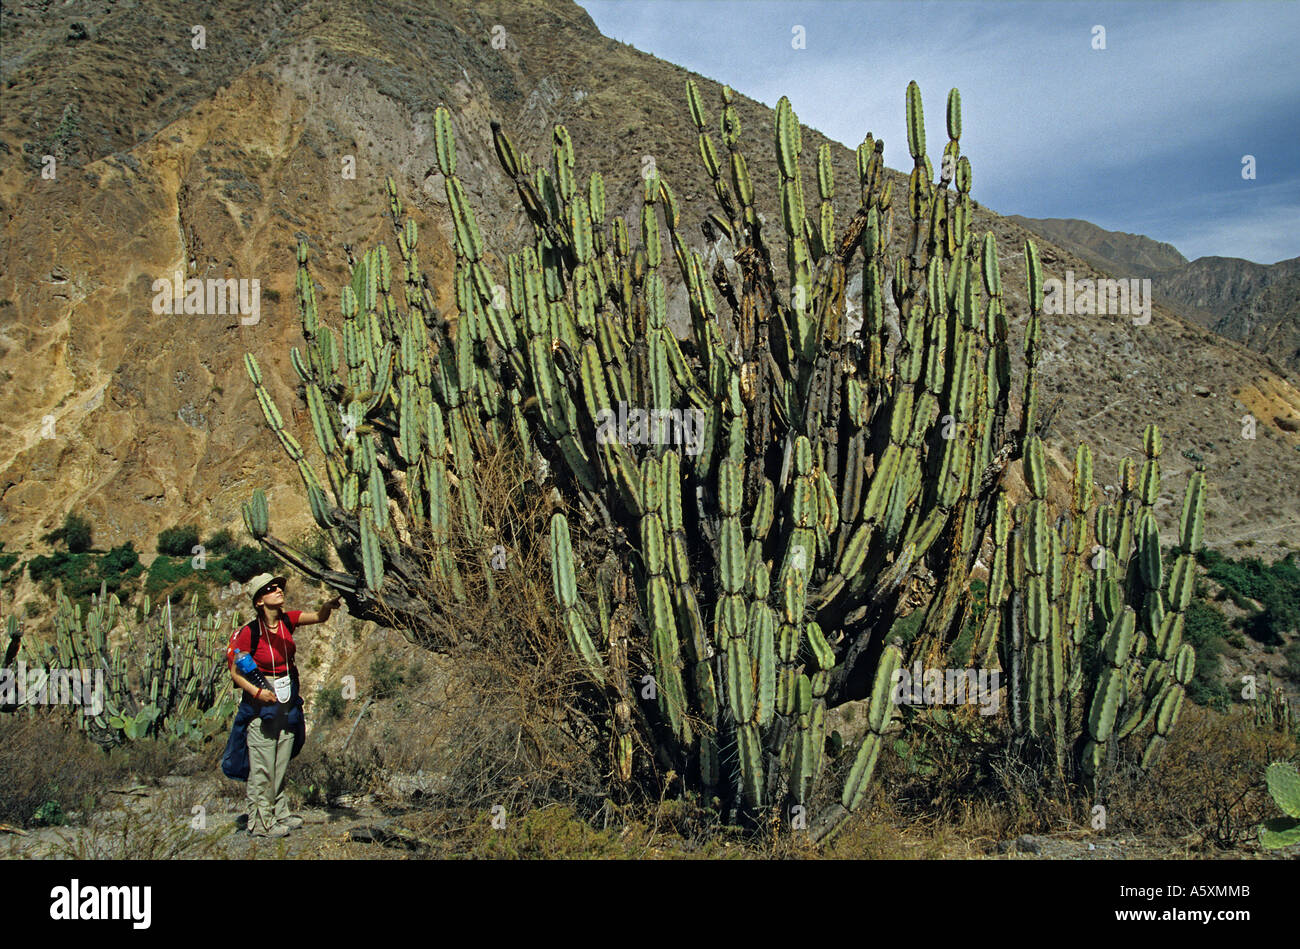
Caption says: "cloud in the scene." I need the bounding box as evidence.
[579,1,1300,263]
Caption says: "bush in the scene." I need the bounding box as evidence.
[141,556,216,615]
[0,715,117,826]
[156,525,200,557]
[1117,704,1298,848]
[1199,551,1300,646]
[889,609,926,646]
[64,514,93,554]
[315,684,347,721]
[41,512,93,553]
[1183,599,1231,708]
[217,545,278,583]
[26,551,101,600]
[99,541,139,577]
[369,652,405,698]
[0,543,18,580]
[144,555,193,597]
[1283,642,1300,684]
[96,542,144,594]
[204,529,236,554]
[287,747,382,807]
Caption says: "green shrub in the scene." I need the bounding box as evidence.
[41,512,93,553]
[27,551,71,584]
[156,525,200,557]
[1283,642,1300,684]
[369,652,405,697]
[1199,551,1300,646]
[99,541,139,576]
[315,684,347,721]
[217,545,278,583]
[144,555,193,597]
[1183,599,1231,709]
[889,609,926,646]
[96,542,144,594]
[27,551,102,600]
[0,543,19,580]
[65,515,92,554]
[204,529,236,554]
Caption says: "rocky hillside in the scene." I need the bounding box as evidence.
[2,0,1298,590]
[1158,256,1300,371]
[1009,217,1300,373]
[1006,216,1188,278]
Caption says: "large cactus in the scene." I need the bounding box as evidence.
[5,582,237,746]
[242,81,1201,838]
[996,428,1204,788]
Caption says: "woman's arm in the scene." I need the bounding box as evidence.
[231,667,274,703]
[294,594,343,626]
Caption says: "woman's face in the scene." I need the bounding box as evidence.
[257,584,286,610]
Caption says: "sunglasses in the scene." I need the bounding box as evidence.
[259,583,285,596]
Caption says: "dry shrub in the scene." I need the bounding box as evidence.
[366,441,614,821]
[0,712,115,825]
[0,711,219,827]
[1108,703,1298,848]
[52,786,232,859]
[822,708,1083,845]
[288,745,385,807]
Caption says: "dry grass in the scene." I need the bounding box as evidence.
[49,785,234,860]
[0,712,205,827]
[1109,703,1298,849]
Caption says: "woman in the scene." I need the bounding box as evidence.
[226,572,341,838]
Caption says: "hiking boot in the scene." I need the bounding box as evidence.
[251,823,290,839]
[279,815,304,829]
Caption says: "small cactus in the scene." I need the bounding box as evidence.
[1259,761,1300,849]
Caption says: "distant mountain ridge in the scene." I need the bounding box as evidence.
[1009,216,1300,372]
[1007,216,1188,278]
[1159,256,1300,370]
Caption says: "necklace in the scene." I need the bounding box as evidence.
[260,615,281,673]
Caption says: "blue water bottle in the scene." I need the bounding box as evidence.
[234,651,269,693]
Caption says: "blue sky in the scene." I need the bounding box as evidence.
[579,1,1300,265]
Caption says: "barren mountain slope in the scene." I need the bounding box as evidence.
[1158,256,1300,371]
[1,0,1297,569]
[1006,215,1188,278]
[1009,216,1300,373]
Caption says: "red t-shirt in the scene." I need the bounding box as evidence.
[226,611,301,677]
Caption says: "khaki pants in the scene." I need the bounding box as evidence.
[246,706,293,834]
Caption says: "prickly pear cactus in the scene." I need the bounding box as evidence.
[1259,761,1300,849]
[241,80,1203,838]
